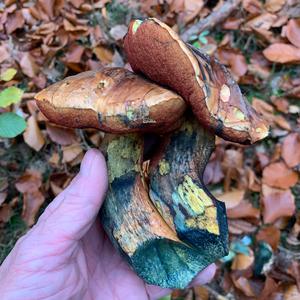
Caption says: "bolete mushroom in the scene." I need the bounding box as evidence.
[124,18,269,144]
[35,19,268,289]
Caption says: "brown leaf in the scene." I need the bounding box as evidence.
[109,25,128,41]
[282,133,300,168]
[262,161,298,189]
[22,190,45,226]
[62,144,83,163]
[273,115,291,131]
[5,11,25,34]
[286,19,300,48]
[257,225,281,250]
[231,252,254,271]
[265,0,286,13]
[181,0,204,24]
[20,52,39,78]
[245,13,277,31]
[263,43,300,64]
[217,48,248,78]
[272,97,290,113]
[64,44,85,64]
[93,46,113,64]
[15,170,42,193]
[194,285,209,300]
[0,192,7,205]
[284,285,300,300]
[259,277,279,300]
[232,276,256,297]
[0,45,10,64]
[23,115,45,152]
[262,184,295,223]
[0,204,12,223]
[46,123,78,146]
[217,189,244,209]
[227,199,260,219]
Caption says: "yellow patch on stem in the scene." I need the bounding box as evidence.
[158,159,170,175]
[177,176,220,235]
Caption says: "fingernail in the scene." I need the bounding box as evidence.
[80,149,96,176]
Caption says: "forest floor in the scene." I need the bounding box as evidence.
[0,0,300,299]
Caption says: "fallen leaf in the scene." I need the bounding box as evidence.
[194,285,209,300]
[23,115,45,151]
[282,133,300,168]
[217,48,248,78]
[284,284,300,300]
[62,144,83,163]
[93,46,114,64]
[272,97,289,113]
[261,184,295,223]
[265,0,286,13]
[245,13,277,31]
[15,170,42,193]
[232,276,256,297]
[257,225,281,250]
[64,44,85,63]
[263,43,300,64]
[231,252,254,270]
[22,190,45,226]
[5,10,25,34]
[242,0,263,14]
[20,52,39,78]
[217,189,245,209]
[182,0,204,24]
[0,204,12,223]
[227,200,260,219]
[259,276,279,300]
[0,45,10,64]
[0,192,7,205]
[262,161,298,189]
[286,19,300,48]
[0,68,17,81]
[109,25,128,41]
[46,123,78,146]
[273,115,291,131]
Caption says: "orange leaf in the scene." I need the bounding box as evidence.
[15,170,42,194]
[231,252,254,271]
[23,115,45,152]
[265,0,286,13]
[46,123,78,146]
[227,200,260,219]
[257,225,280,250]
[262,184,295,223]
[262,161,298,189]
[282,133,300,168]
[263,43,300,64]
[286,19,300,48]
[22,190,45,226]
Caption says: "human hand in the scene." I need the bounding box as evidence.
[0,149,216,300]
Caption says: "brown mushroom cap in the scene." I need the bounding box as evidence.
[124,18,269,144]
[35,67,186,133]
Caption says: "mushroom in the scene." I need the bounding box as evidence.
[124,18,269,144]
[35,19,268,289]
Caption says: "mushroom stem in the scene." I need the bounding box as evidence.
[99,119,228,288]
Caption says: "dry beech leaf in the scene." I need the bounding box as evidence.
[23,115,45,152]
[217,189,245,209]
[262,184,295,223]
[20,52,39,78]
[242,0,263,14]
[181,0,204,24]
[245,13,277,31]
[5,10,25,34]
[231,252,254,270]
[217,48,248,78]
[286,19,300,48]
[15,170,42,193]
[272,97,289,113]
[22,190,45,226]
[93,46,113,63]
[0,192,7,205]
[263,43,300,64]
[227,200,260,219]
[228,219,257,234]
[259,277,279,300]
[256,225,281,250]
[64,44,85,63]
[194,285,209,300]
[46,123,78,146]
[284,285,300,300]
[265,0,286,13]
[262,161,298,189]
[0,204,12,223]
[273,115,291,131]
[232,276,256,297]
[282,133,300,168]
[62,144,83,163]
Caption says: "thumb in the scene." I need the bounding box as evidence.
[35,149,108,244]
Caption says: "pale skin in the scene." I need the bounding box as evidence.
[0,149,216,300]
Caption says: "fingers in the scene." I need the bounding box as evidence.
[34,149,108,245]
[188,263,216,286]
[146,263,216,300]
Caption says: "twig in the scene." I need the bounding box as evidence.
[180,0,242,42]
[202,284,231,300]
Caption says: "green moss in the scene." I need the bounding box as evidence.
[158,159,170,175]
[107,135,141,183]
